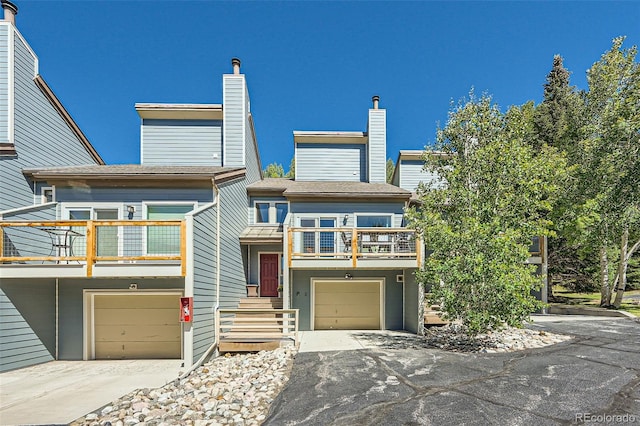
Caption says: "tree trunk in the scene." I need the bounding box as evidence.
[599,246,611,306]
[613,229,633,308]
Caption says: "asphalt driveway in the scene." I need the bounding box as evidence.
[266,316,640,425]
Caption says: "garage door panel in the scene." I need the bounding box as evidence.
[94,325,181,342]
[95,342,180,359]
[314,281,381,330]
[95,295,176,309]
[94,308,177,326]
[93,294,181,359]
[315,317,380,330]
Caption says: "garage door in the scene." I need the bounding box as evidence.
[314,281,381,330]
[94,294,181,359]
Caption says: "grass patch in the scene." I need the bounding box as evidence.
[551,287,640,317]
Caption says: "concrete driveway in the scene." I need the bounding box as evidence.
[266,316,640,425]
[0,359,183,425]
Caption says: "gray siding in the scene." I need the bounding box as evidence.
[0,25,8,143]
[56,278,183,360]
[0,279,56,372]
[222,75,245,168]
[0,27,98,212]
[1,203,57,260]
[403,268,419,333]
[399,159,443,192]
[291,270,404,331]
[191,205,217,361]
[244,84,261,183]
[140,119,222,166]
[368,109,386,183]
[218,178,249,308]
[295,143,366,182]
[55,187,213,220]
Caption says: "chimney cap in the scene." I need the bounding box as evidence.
[2,0,18,16]
[231,57,241,67]
[372,95,380,109]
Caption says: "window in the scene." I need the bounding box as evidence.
[276,203,289,223]
[256,203,270,223]
[63,206,121,257]
[253,201,289,225]
[356,215,392,228]
[146,204,195,255]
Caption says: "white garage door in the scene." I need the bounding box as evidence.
[94,294,181,359]
[314,281,381,330]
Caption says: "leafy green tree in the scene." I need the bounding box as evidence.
[285,158,295,178]
[532,55,594,295]
[386,158,395,183]
[263,163,285,178]
[573,37,640,306]
[407,92,566,334]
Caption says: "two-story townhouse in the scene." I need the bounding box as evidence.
[0,53,262,371]
[242,97,424,334]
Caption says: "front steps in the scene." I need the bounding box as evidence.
[218,298,293,353]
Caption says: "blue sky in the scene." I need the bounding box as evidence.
[15,1,640,168]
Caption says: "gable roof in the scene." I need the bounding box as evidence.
[248,178,410,200]
[34,75,104,165]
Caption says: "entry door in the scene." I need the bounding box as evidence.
[260,253,280,297]
[67,208,119,256]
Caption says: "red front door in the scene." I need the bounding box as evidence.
[260,253,280,297]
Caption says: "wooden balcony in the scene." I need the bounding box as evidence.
[287,227,421,269]
[0,220,186,278]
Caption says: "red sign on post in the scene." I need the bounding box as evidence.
[180,297,193,322]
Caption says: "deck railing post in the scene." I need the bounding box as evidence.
[86,221,95,277]
[180,220,187,277]
[0,225,4,259]
[351,228,358,268]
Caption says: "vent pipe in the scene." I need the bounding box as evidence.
[231,58,241,75]
[2,0,18,25]
[372,95,380,109]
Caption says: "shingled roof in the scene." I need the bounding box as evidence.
[23,165,245,185]
[248,178,411,200]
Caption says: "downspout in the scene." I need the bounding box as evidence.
[55,278,59,360]
[181,180,221,378]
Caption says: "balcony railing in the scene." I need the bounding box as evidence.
[0,220,186,277]
[287,227,421,268]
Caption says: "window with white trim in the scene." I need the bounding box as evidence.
[253,201,289,224]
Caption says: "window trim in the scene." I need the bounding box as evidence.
[252,200,290,225]
[40,186,55,204]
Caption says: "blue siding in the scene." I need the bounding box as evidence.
[55,187,213,220]
[222,75,245,168]
[0,25,8,143]
[291,270,404,331]
[218,178,249,308]
[296,143,366,182]
[368,109,386,183]
[191,205,217,361]
[403,268,419,333]
[244,84,261,183]
[0,27,98,212]
[141,119,222,166]
[0,280,56,372]
[399,159,443,192]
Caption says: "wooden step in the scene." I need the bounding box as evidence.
[219,341,281,353]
